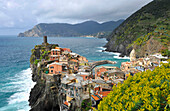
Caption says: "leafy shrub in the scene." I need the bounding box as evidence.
[34,59,41,65]
[81,99,91,111]
[30,55,35,64]
[98,62,170,111]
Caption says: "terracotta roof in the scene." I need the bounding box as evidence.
[62,48,71,52]
[64,101,68,106]
[91,95,100,101]
[55,47,60,50]
[99,91,110,97]
[125,62,131,64]
[70,59,78,62]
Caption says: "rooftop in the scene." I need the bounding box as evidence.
[51,49,60,51]
[99,91,111,97]
[47,62,63,67]
[91,95,100,101]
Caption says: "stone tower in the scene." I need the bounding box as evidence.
[130,49,136,62]
[43,36,47,44]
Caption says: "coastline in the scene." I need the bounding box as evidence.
[98,46,130,60]
[28,36,169,111]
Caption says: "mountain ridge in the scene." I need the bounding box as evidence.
[18,20,124,37]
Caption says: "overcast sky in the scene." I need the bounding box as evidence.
[0,0,153,35]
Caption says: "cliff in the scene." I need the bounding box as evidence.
[105,0,170,57]
[29,43,82,111]
[18,20,123,37]
[29,44,63,111]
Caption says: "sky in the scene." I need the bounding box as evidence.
[0,0,153,35]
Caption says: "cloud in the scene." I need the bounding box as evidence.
[0,0,153,30]
[33,0,153,23]
[0,0,37,29]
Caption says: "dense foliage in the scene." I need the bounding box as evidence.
[98,62,170,110]
[106,0,170,56]
[81,99,92,111]
[30,45,54,65]
[128,21,170,56]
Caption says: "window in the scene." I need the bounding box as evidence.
[51,70,53,72]
[50,66,54,69]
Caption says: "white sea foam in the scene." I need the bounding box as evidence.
[96,47,107,52]
[97,47,107,50]
[96,50,103,52]
[95,47,130,60]
[114,56,130,59]
[103,51,115,55]
[0,68,35,111]
[113,53,130,59]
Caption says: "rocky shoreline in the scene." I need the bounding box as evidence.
[29,45,63,111]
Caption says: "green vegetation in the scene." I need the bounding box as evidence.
[107,0,170,56]
[128,22,170,56]
[30,44,54,65]
[81,99,92,111]
[34,59,41,65]
[98,62,170,110]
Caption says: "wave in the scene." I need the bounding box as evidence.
[96,50,102,52]
[95,47,130,60]
[97,47,106,50]
[96,47,107,52]
[0,68,35,111]
[113,53,130,59]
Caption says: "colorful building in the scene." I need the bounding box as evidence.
[48,62,67,74]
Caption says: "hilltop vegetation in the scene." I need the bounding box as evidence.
[18,20,123,37]
[128,22,170,57]
[105,0,170,57]
[98,62,170,110]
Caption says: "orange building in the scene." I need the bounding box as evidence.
[95,67,108,79]
[49,62,63,74]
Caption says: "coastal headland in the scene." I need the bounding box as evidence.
[29,36,168,111]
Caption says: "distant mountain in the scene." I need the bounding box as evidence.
[105,0,170,57]
[18,20,124,37]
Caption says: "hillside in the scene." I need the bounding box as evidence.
[18,20,123,37]
[105,0,170,57]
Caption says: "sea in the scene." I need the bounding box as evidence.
[0,36,129,111]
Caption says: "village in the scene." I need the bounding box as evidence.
[36,36,168,110]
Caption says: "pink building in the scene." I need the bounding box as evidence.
[49,63,62,74]
[48,62,67,74]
